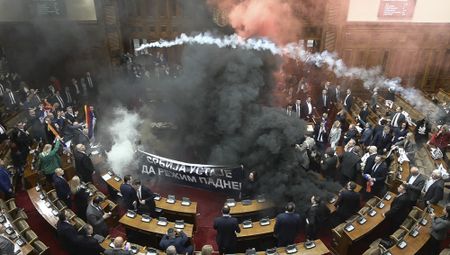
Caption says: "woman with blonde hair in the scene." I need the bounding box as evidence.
[395,131,416,163]
[38,139,61,182]
[70,175,89,220]
[329,120,342,149]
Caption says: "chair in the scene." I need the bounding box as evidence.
[13,219,30,235]
[55,200,67,211]
[65,210,76,220]
[23,229,38,243]
[47,190,58,203]
[389,229,406,243]
[10,208,28,221]
[32,240,49,255]
[400,217,415,231]
[5,198,17,213]
[407,207,423,221]
[358,206,370,216]
[366,197,379,208]
[72,217,86,232]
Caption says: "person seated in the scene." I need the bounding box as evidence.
[201,245,214,255]
[104,236,132,255]
[0,224,15,254]
[75,224,105,255]
[56,211,79,255]
[159,228,193,255]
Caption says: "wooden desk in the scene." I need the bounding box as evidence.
[344,192,396,242]
[27,188,59,229]
[100,237,164,254]
[102,173,197,218]
[236,218,275,239]
[119,213,194,238]
[249,240,330,255]
[229,200,274,217]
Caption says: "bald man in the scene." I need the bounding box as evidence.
[403,166,426,204]
[104,236,132,255]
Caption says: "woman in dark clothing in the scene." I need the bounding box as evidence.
[70,176,90,220]
[241,171,257,200]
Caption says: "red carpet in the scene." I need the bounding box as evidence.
[15,174,333,253]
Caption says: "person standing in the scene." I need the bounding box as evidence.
[383,184,412,233]
[403,166,426,205]
[0,159,13,198]
[86,196,111,237]
[329,121,342,150]
[213,206,240,254]
[120,175,137,211]
[53,168,72,207]
[132,179,156,216]
[335,182,361,224]
[74,144,95,183]
[428,205,450,255]
[38,139,61,183]
[274,202,301,247]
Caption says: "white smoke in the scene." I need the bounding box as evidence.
[137,32,440,120]
[106,107,142,175]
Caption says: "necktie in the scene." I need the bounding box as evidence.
[323,96,326,107]
[393,113,399,127]
[9,92,15,104]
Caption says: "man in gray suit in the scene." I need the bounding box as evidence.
[403,166,426,205]
[86,196,111,237]
[104,236,132,255]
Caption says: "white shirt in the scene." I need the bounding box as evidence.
[423,178,437,192]
[408,174,418,185]
[344,94,350,106]
[307,102,312,114]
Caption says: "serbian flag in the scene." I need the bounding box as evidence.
[84,105,95,138]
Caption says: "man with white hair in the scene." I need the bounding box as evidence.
[422,169,445,206]
[74,143,95,183]
[53,168,71,206]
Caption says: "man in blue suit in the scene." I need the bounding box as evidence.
[159,228,193,255]
[120,175,137,210]
[274,202,302,247]
[53,168,71,207]
[213,205,240,254]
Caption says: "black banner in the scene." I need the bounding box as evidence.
[138,150,243,195]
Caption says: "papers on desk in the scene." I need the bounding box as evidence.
[102,174,112,181]
[141,214,151,223]
[166,195,176,204]
[126,210,137,218]
[181,197,191,206]
[259,218,270,226]
[286,244,298,254]
[304,240,316,249]
[226,198,236,207]
[174,220,185,229]
[242,220,253,229]
[345,223,355,232]
[397,240,407,249]
[157,217,168,226]
[51,209,59,216]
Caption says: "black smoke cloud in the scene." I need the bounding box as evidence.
[142,44,341,212]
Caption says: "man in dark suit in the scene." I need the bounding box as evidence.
[303,96,314,120]
[363,155,388,198]
[329,84,342,103]
[53,168,72,207]
[318,89,331,113]
[313,121,328,152]
[321,148,337,180]
[422,170,445,206]
[213,206,240,254]
[357,102,370,127]
[371,126,392,154]
[343,124,358,145]
[86,196,111,237]
[403,166,426,204]
[339,147,361,186]
[390,106,406,129]
[57,211,79,255]
[132,179,156,216]
[76,224,105,255]
[104,237,132,255]
[383,184,412,233]
[274,202,301,247]
[74,144,95,183]
[120,175,137,210]
[159,228,193,255]
[292,99,303,119]
[343,89,353,112]
[50,91,65,110]
[335,182,361,224]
